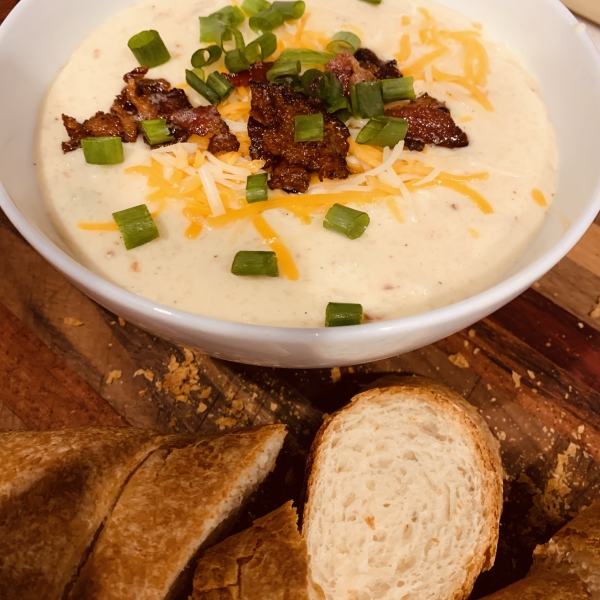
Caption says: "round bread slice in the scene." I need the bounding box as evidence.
[303,376,503,600]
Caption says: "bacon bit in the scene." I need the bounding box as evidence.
[130,261,140,273]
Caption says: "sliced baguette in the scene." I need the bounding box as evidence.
[192,501,309,600]
[479,571,590,599]
[0,427,166,600]
[69,425,286,600]
[531,499,600,598]
[303,376,503,600]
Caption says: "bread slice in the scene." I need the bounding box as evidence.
[479,571,590,599]
[303,376,503,600]
[69,425,286,600]
[192,501,309,600]
[0,427,166,600]
[531,499,600,598]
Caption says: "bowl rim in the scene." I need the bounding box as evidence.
[1,0,600,345]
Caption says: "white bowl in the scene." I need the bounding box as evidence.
[1,0,599,368]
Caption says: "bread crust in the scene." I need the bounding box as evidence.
[0,427,166,600]
[192,501,309,600]
[479,571,590,599]
[303,375,503,600]
[69,425,286,600]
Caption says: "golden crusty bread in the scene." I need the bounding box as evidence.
[69,425,286,600]
[303,376,503,600]
[531,499,600,598]
[479,571,590,599]
[192,501,309,600]
[0,427,167,600]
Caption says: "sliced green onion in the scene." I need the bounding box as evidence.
[222,26,246,51]
[112,204,159,250]
[141,119,175,145]
[231,251,279,276]
[381,76,416,103]
[225,49,251,73]
[326,31,361,55]
[356,115,408,147]
[323,203,370,239]
[350,84,360,118]
[301,68,322,94]
[199,17,231,44]
[278,48,335,65]
[271,0,306,20]
[294,113,324,142]
[325,302,363,327]
[211,6,246,26]
[359,0,382,4]
[351,81,384,118]
[314,71,346,112]
[81,137,124,165]
[127,30,171,68]
[246,173,269,203]
[206,72,235,100]
[335,108,352,122]
[191,45,222,68]
[255,32,278,60]
[249,7,285,33]
[244,40,262,64]
[192,67,206,80]
[242,0,271,16]
[267,60,301,82]
[186,69,221,105]
[327,95,350,113]
[273,75,303,91]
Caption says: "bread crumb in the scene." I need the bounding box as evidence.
[527,370,535,380]
[63,317,84,327]
[106,370,122,384]
[138,390,146,397]
[231,399,244,413]
[473,348,480,355]
[162,348,201,402]
[463,340,469,348]
[199,387,212,400]
[118,317,126,327]
[590,296,600,318]
[197,402,208,413]
[497,431,506,441]
[330,367,341,383]
[270,402,278,411]
[468,329,476,338]
[512,371,521,388]
[215,417,237,430]
[578,425,585,434]
[134,368,155,382]
[365,516,375,530]
[578,322,584,329]
[449,353,469,368]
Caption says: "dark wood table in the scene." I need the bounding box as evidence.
[1,0,599,595]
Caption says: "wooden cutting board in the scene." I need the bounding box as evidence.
[1,0,600,596]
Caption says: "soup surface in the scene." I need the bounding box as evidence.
[37,0,557,327]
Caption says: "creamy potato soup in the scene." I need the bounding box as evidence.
[37,0,557,327]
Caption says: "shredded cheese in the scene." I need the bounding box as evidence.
[253,215,299,280]
[531,188,547,207]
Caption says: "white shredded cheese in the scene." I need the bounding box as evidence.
[198,164,226,216]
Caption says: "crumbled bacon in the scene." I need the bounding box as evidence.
[353,48,402,80]
[385,93,469,151]
[248,81,349,193]
[61,67,238,153]
[221,61,274,87]
[325,48,402,96]
[169,106,239,153]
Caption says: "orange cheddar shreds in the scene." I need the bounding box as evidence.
[531,189,547,207]
[253,214,300,280]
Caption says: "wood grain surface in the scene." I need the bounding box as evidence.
[1,0,599,596]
